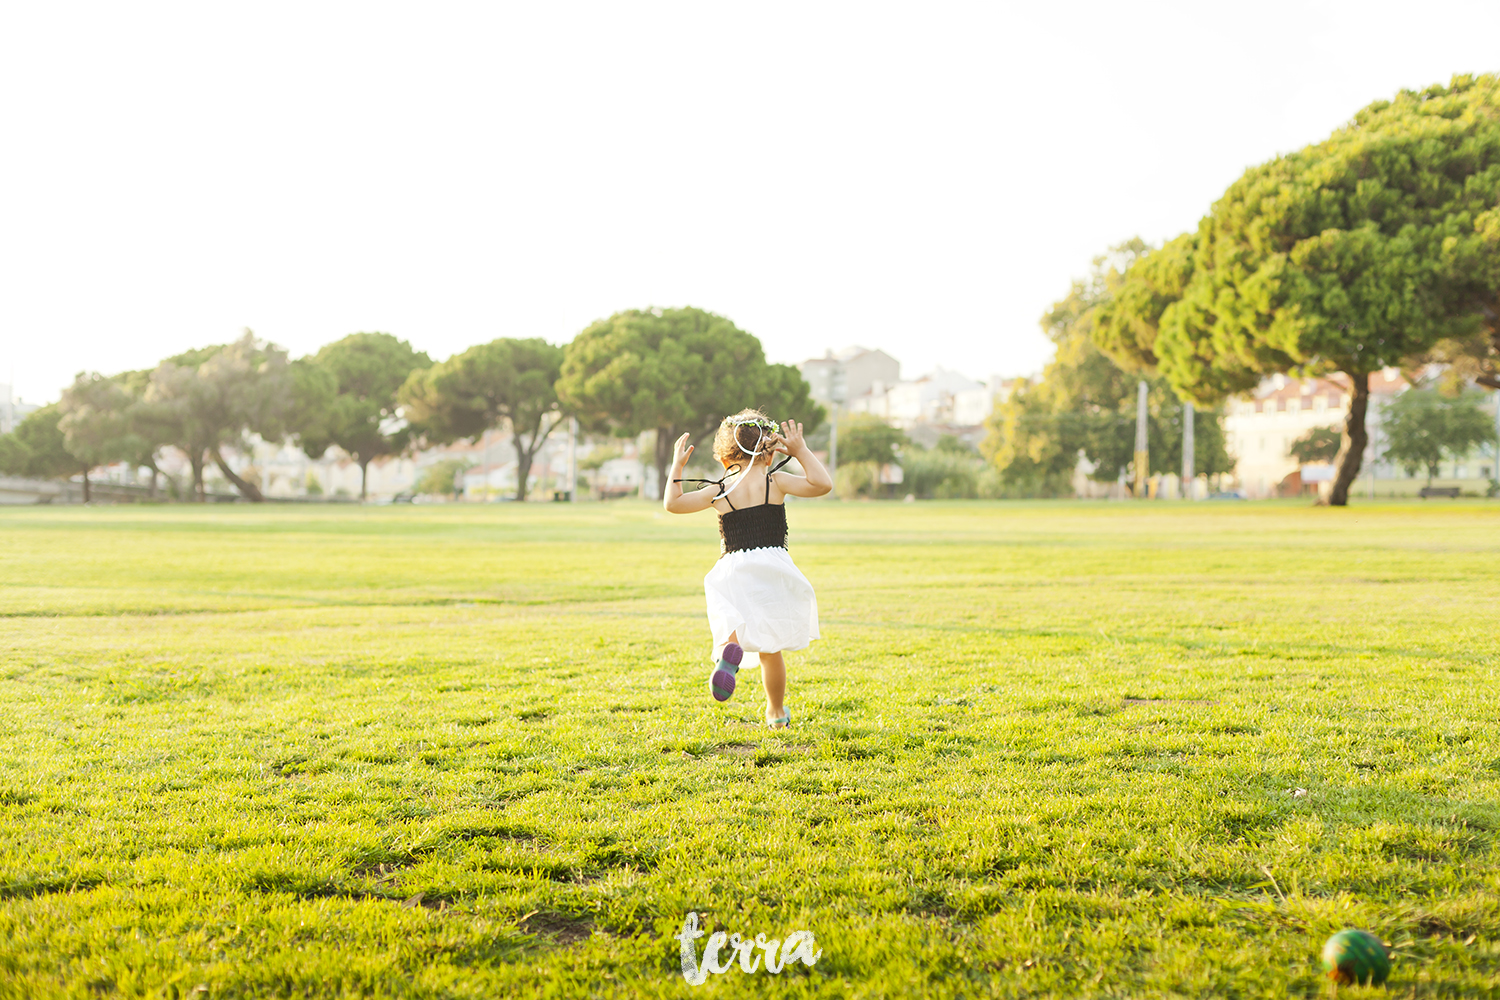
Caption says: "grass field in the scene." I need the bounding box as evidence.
[1,499,1498,999]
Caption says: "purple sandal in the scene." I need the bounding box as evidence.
[710,643,743,702]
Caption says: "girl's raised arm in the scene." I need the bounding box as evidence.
[663,433,720,514]
[770,421,833,498]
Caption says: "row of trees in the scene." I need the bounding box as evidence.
[0,333,425,502]
[0,308,823,502]
[982,241,1235,496]
[981,74,1500,504]
[987,238,1498,499]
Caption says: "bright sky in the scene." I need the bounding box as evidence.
[3,1,1498,404]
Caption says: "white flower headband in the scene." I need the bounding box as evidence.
[725,416,779,459]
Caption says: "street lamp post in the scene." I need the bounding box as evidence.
[1181,400,1195,499]
[1134,381,1149,498]
[1491,391,1500,492]
[567,416,577,502]
[482,427,493,502]
[827,365,847,491]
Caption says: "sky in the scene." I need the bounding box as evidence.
[3,1,1499,404]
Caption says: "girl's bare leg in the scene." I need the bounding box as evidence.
[760,652,785,720]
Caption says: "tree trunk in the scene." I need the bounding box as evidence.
[513,414,561,502]
[653,425,675,501]
[514,443,532,501]
[82,469,91,503]
[190,451,205,502]
[1329,371,1370,507]
[360,458,370,501]
[211,447,265,501]
[148,464,159,499]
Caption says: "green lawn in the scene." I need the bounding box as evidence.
[1,499,1498,999]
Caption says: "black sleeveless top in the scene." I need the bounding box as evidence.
[718,463,789,556]
[719,502,788,555]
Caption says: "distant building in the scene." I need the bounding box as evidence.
[799,347,900,406]
[798,348,1014,448]
[596,451,648,499]
[0,384,41,435]
[1225,373,1370,497]
[847,367,989,428]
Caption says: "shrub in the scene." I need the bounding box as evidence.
[835,461,881,499]
[416,459,473,498]
[902,448,982,498]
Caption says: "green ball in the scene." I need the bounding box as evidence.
[1321,929,1390,986]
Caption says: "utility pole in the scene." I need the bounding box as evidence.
[567,416,577,502]
[1134,381,1149,498]
[1494,391,1500,478]
[1181,400,1195,499]
[827,364,846,490]
[1489,390,1500,493]
[827,411,837,483]
[482,427,492,502]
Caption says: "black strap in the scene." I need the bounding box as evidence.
[674,456,795,508]
[764,456,794,505]
[673,463,741,501]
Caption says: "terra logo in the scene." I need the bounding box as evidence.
[673,911,822,985]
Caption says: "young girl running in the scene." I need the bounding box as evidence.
[663,410,833,729]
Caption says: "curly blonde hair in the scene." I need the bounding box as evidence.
[712,408,778,467]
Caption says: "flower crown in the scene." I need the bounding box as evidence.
[725,416,778,432]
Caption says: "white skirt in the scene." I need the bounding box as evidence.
[703,547,820,655]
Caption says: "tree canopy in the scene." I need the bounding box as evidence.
[1288,426,1342,465]
[57,374,134,501]
[141,332,293,500]
[298,333,430,499]
[414,458,473,499]
[400,338,563,501]
[1094,74,1500,505]
[45,370,175,499]
[556,307,823,495]
[836,414,909,466]
[0,404,90,489]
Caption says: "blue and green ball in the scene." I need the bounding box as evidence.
[1321,929,1390,986]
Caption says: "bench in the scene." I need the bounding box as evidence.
[1418,486,1461,499]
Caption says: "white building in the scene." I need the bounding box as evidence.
[596,453,648,499]
[800,347,1013,449]
[0,384,41,435]
[846,367,990,428]
[799,347,901,406]
[1224,373,1372,497]
[1221,368,1499,497]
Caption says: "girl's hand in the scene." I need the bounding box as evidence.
[672,432,693,469]
[778,420,807,454]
